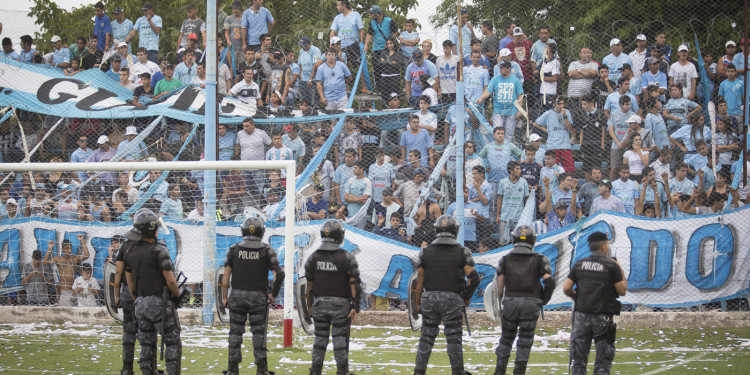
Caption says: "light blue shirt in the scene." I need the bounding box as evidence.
[602,53,632,81]
[51,47,71,67]
[117,139,148,160]
[399,129,433,167]
[608,109,636,148]
[333,164,355,203]
[344,176,372,218]
[174,62,197,84]
[640,70,668,100]
[404,60,438,97]
[0,50,20,61]
[369,17,394,51]
[644,113,670,149]
[448,23,472,56]
[718,78,744,115]
[134,14,163,51]
[629,76,641,98]
[463,65,490,103]
[536,109,573,150]
[218,131,236,161]
[330,11,364,48]
[111,19,134,53]
[478,142,522,182]
[282,134,306,162]
[469,180,492,218]
[540,164,564,196]
[19,48,37,63]
[368,162,395,203]
[531,38,556,66]
[493,61,524,83]
[70,147,93,182]
[668,176,695,195]
[604,91,639,113]
[241,6,274,46]
[315,61,351,101]
[400,30,419,58]
[685,153,708,172]
[671,124,710,152]
[693,165,715,192]
[498,177,529,221]
[664,97,699,132]
[159,197,183,219]
[298,46,323,81]
[732,53,746,82]
[611,178,639,214]
[139,179,168,202]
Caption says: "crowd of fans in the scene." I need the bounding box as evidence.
[0,0,748,309]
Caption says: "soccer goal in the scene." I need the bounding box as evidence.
[0,160,306,345]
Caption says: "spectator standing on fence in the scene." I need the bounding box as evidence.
[718,65,744,127]
[92,2,112,52]
[400,19,420,65]
[44,235,90,306]
[110,7,132,54]
[242,0,274,52]
[404,50,439,108]
[126,3,162,63]
[1,37,19,61]
[316,49,352,111]
[496,161,529,245]
[18,35,40,63]
[234,118,271,195]
[437,40,459,104]
[534,96,575,172]
[464,50,490,108]
[602,38,632,82]
[448,9,474,57]
[177,3,206,52]
[297,36,322,107]
[49,35,71,69]
[23,250,51,306]
[330,0,364,73]
[630,34,648,80]
[564,231,627,375]
[71,263,99,307]
[225,1,244,70]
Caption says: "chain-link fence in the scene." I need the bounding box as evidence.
[0,0,749,314]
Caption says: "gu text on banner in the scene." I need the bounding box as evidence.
[1,206,749,308]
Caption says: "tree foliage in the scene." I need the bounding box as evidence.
[28,0,419,57]
[432,0,744,62]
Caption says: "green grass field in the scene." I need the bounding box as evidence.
[0,322,748,374]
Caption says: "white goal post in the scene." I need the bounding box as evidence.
[0,160,297,343]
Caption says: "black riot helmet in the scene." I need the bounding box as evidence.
[241,216,265,240]
[512,225,536,249]
[434,215,459,238]
[132,208,159,239]
[319,219,345,250]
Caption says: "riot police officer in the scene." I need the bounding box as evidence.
[494,225,555,375]
[563,231,627,375]
[413,215,479,375]
[123,209,183,375]
[222,217,284,375]
[304,219,362,375]
[113,233,138,375]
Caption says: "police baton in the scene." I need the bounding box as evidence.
[568,300,576,374]
[160,287,167,361]
[463,306,472,337]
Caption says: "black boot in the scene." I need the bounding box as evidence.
[512,362,527,375]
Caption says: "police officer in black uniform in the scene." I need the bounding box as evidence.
[413,215,479,375]
[123,209,183,375]
[113,233,138,375]
[494,225,555,375]
[304,219,362,375]
[222,217,284,375]
[563,232,627,375]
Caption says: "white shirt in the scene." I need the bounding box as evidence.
[629,48,648,79]
[229,80,261,111]
[130,60,161,82]
[669,61,698,98]
[540,58,561,95]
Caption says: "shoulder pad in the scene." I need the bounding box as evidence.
[511,244,534,254]
[124,229,142,241]
[539,254,552,275]
[463,247,475,267]
[345,251,360,279]
[240,239,264,248]
[433,236,458,245]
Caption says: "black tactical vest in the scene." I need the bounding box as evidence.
[125,242,167,297]
[572,253,620,314]
[422,243,466,293]
[310,249,350,298]
[503,253,543,298]
[229,243,271,291]
[116,240,138,286]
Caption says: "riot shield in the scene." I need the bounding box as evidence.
[295,277,314,335]
[103,261,123,322]
[215,266,230,323]
[483,277,503,323]
[407,271,422,331]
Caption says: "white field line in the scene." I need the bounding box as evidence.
[641,352,709,374]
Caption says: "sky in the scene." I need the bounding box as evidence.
[1,1,462,55]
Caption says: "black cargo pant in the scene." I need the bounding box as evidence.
[310,296,351,375]
[570,312,616,375]
[495,297,543,375]
[414,291,466,375]
[120,284,137,372]
[135,295,182,375]
[228,289,270,373]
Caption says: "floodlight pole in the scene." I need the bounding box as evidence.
[203,0,219,325]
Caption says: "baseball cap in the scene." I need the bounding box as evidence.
[600,180,613,191]
[382,187,394,196]
[117,41,128,48]
[369,5,382,14]
[499,60,512,68]
[125,126,138,136]
[6,198,17,206]
[442,39,454,47]
[51,35,61,43]
[726,40,737,47]
[678,44,689,52]
[299,36,311,47]
[141,3,153,11]
[646,56,659,65]
[627,115,642,124]
[636,34,647,41]
[231,1,242,8]
[165,63,174,70]
[620,63,632,71]
[97,135,109,144]
[554,200,569,209]
[529,134,542,142]
[412,49,424,59]
[499,48,511,57]
[389,92,400,100]
[188,33,198,40]
[113,6,124,14]
[414,167,426,176]
[460,9,467,15]
[330,36,341,44]
[610,38,622,46]
[112,234,125,243]
[513,26,524,36]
